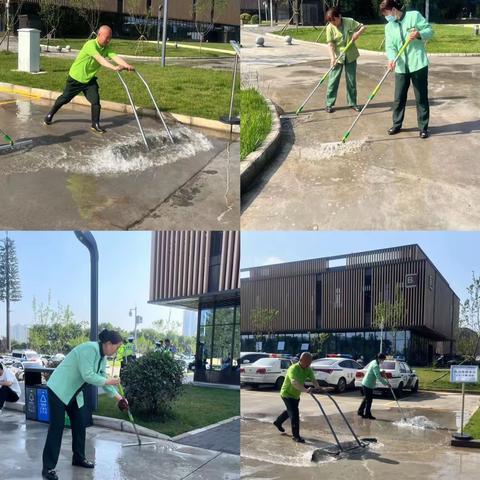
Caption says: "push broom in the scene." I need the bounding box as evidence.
[341,35,412,143]
[0,127,33,152]
[112,356,156,448]
[295,37,356,115]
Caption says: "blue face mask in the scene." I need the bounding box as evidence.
[385,15,397,22]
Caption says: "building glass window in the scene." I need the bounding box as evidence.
[334,287,341,309]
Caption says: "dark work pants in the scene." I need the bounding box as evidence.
[42,388,86,471]
[0,386,19,408]
[358,386,374,417]
[392,65,429,131]
[50,75,101,124]
[275,396,300,438]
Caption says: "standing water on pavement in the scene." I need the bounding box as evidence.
[393,415,439,430]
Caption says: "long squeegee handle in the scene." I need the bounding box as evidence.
[341,36,411,142]
[325,392,363,447]
[296,38,356,115]
[309,392,343,451]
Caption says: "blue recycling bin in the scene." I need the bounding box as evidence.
[36,387,50,422]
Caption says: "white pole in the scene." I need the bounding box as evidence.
[270,0,273,27]
[425,0,430,22]
[161,0,168,67]
[380,322,384,353]
[460,382,465,436]
[257,0,262,23]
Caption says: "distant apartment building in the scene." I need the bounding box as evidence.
[12,324,30,344]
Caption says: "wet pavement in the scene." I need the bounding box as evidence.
[241,28,480,230]
[0,410,240,479]
[0,94,239,229]
[241,388,480,479]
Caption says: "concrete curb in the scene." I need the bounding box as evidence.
[0,81,239,134]
[240,95,281,194]
[192,381,240,390]
[266,32,480,57]
[92,414,171,440]
[171,416,241,441]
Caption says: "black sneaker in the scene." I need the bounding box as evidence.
[43,113,54,125]
[91,123,106,134]
[388,126,401,135]
[364,415,376,420]
[42,469,59,480]
[326,106,335,113]
[357,411,365,417]
[72,458,95,468]
[273,420,285,433]
[292,436,305,443]
[419,130,429,139]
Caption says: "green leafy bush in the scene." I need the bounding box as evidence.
[251,14,259,24]
[121,351,184,419]
[240,13,251,24]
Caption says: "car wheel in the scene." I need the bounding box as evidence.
[411,381,419,393]
[250,384,259,390]
[395,382,404,397]
[336,377,347,393]
[275,377,285,390]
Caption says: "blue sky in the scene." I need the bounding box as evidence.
[0,231,192,337]
[241,231,480,303]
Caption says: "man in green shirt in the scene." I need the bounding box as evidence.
[380,0,433,138]
[325,7,366,113]
[273,352,321,443]
[357,353,390,420]
[43,25,135,134]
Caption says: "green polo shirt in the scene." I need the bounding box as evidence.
[69,39,117,84]
[385,10,433,74]
[325,17,361,64]
[280,363,315,400]
[362,360,390,389]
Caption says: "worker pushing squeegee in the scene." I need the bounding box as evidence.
[43,25,135,134]
[296,8,366,115]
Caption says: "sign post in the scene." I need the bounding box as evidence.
[450,364,478,441]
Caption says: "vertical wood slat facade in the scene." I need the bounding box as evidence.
[150,231,240,302]
[241,245,459,340]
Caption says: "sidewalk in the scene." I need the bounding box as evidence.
[0,410,239,479]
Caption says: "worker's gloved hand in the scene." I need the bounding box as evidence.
[118,397,129,412]
[127,65,136,72]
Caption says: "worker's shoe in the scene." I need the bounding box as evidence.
[364,415,376,420]
[43,113,54,125]
[273,420,285,433]
[325,106,335,113]
[72,458,95,468]
[91,123,106,134]
[351,105,362,112]
[388,126,401,135]
[42,469,59,480]
[419,130,429,139]
[292,436,306,443]
[357,411,365,417]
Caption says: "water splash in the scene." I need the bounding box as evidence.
[296,140,367,161]
[393,416,439,430]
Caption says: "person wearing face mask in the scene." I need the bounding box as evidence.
[380,0,433,139]
[325,7,366,114]
[41,329,129,480]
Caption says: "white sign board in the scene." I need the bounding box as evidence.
[450,365,478,383]
[255,341,262,352]
[301,343,309,351]
[277,341,285,351]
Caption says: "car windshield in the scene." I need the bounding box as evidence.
[251,358,277,367]
[312,359,337,365]
[379,361,396,370]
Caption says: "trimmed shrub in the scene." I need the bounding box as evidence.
[121,351,184,419]
[240,13,251,24]
[251,14,260,24]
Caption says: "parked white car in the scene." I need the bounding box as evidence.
[241,357,292,390]
[310,357,363,393]
[11,349,43,367]
[355,359,419,395]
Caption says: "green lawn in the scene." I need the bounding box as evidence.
[415,368,480,393]
[274,24,480,54]
[241,88,272,160]
[465,406,480,439]
[0,52,239,120]
[95,385,239,437]
[42,38,233,57]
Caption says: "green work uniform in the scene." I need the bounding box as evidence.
[124,342,135,358]
[325,17,361,107]
[69,39,117,84]
[385,10,433,131]
[361,360,390,389]
[280,363,315,400]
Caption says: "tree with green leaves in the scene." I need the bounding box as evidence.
[0,234,22,351]
[250,307,278,350]
[372,284,405,354]
[39,0,64,51]
[193,0,228,46]
[459,272,480,359]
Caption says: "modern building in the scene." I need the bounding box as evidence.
[14,0,240,41]
[241,245,459,366]
[12,324,30,344]
[149,231,240,385]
